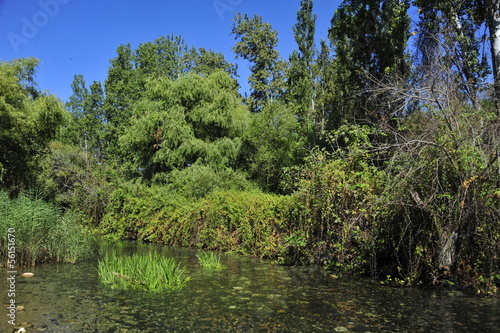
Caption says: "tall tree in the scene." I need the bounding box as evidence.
[184,47,238,80]
[232,13,286,111]
[135,35,189,80]
[0,58,66,189]
[288,0,317,130]
[329,0,411,122]
[67,76,105,160]
[413,0,490,109]
[103,43,140,158]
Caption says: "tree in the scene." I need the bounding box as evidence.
[184,47,238,80]
[0,58,66,190]
[103,43,141,158]
[242,100,306,193]
[119,71,249,180]
[413,0,490,109]
[135,35,190,80]
[288,0,317,122]
[232,13,286,111]
[329,0,411,122]
[487,0,500,104]
[66,75,105,159]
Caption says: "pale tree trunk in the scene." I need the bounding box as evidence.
[488,0,500,111]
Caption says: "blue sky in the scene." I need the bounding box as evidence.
[0,0,342,102]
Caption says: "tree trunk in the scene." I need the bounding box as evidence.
[488,0,500,111]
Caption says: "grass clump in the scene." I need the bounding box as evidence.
[196,251,223,270]
[98,252,190,292]
[0,191,95,266]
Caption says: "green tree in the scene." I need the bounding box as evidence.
[103,43,141,158]
[242,101,306,193]
[184,47,238,80]
[232,13,286,111]
[119,71,248,180]
[288,0,317,123]
[329,0,411,122]
[135,35,190,80]
[66,75,105,160]
[0,58,67,190]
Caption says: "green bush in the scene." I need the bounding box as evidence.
[100,186,286,258]
[278,150,387,273]
[0,191,95,266]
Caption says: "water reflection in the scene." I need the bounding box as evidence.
[1,240,498,332]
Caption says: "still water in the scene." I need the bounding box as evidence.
[2,240,499,332]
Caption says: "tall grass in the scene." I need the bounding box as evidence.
[196,251,223,270]
[98,252,190,292]
[0,191,95,266]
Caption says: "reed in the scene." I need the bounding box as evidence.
[196,250,223,270]
[0,191,95,266]
[98,252,190,292]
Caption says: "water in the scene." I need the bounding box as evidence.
[2,240,498,332]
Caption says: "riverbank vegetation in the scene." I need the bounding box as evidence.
[0,191,95,266]
[1,1,498,294]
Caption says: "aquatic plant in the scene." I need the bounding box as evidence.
[196,251,223,270]
[98,252,190,292]
[0,191,95,266]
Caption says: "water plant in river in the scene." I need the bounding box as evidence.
[196,250,223,270]
[98,252,190,292]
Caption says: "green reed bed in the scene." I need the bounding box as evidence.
[0,191,95,266]
[196,251,223,270]
[98,252,190,292]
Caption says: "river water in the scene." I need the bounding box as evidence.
[2,240,499,332]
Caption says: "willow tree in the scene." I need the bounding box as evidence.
[119,71,248,180]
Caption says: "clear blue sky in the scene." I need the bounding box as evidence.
[0,0,342,102]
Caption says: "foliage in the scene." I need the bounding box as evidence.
[241,101,307,193]
[119,71,248,179]
[100,188,286,258]
[0,191,95,266]
[232,13,287,110]
[287,0,317,126]
[279,143,387,274]
[196,250,224,270]
[379,105,500,292]
[0,58,68,190]
[98,251,190,292]
[328,0,411,121]
[160,165,257,198]
[37,141,115,225]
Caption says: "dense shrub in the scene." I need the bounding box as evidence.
[278,151,388,274]
[379,108,500,293]
[100,186,286,258]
